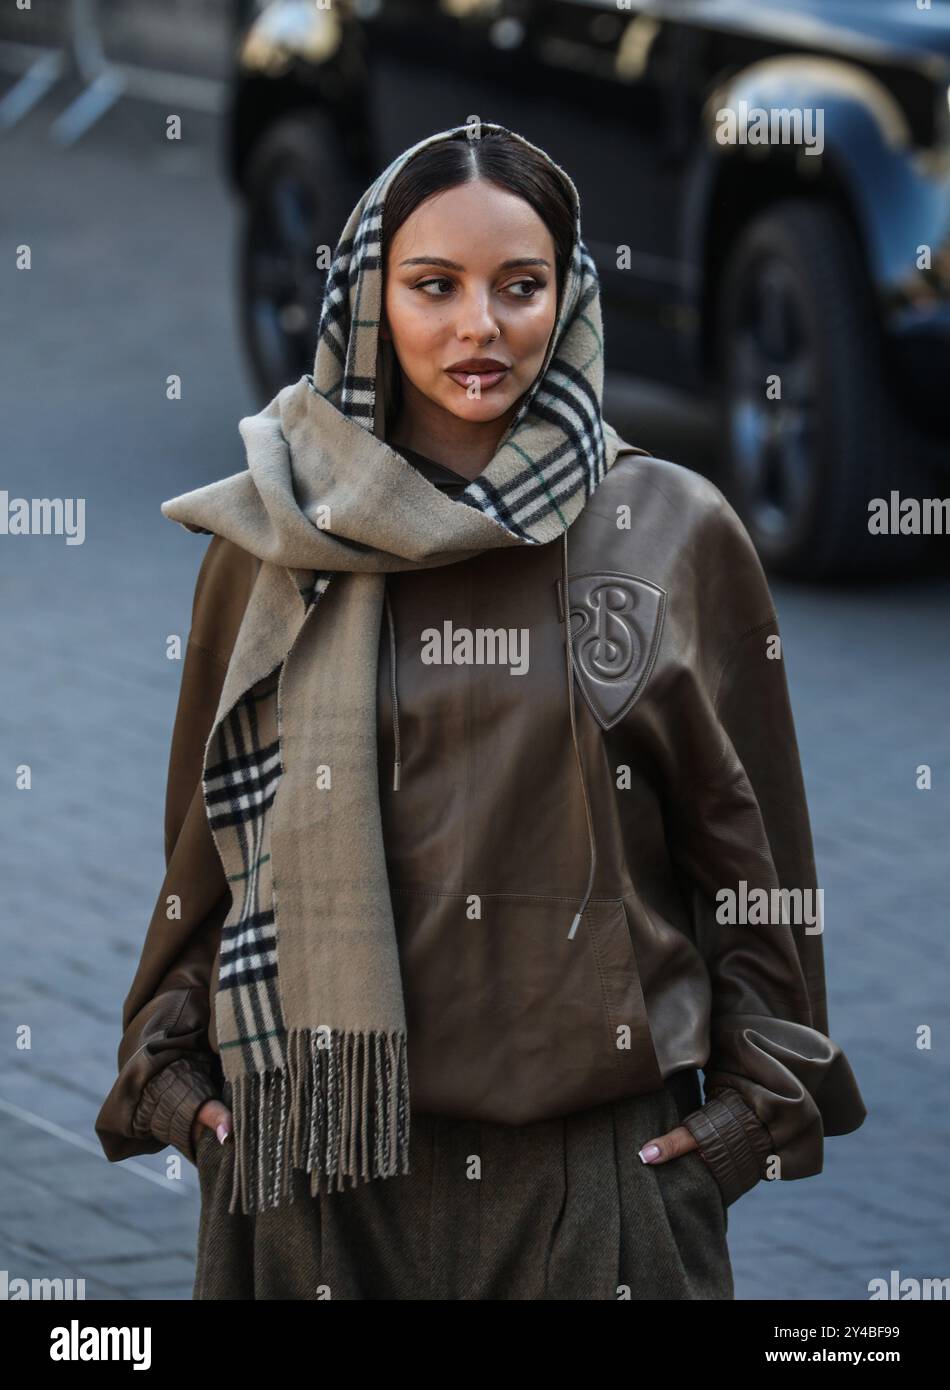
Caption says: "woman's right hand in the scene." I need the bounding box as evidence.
[191,1097,233,1155]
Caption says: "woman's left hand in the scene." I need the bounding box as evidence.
[638,1125,705,1166]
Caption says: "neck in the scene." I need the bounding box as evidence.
[387,382,522,483]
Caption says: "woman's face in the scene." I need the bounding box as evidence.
[381,179,559,427]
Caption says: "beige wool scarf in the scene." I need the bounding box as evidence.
[161,122,627,1215]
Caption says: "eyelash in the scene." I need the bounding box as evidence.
[415,276,544,300]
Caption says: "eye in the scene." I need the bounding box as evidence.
[416,277,455,297]
[506,278,544,298]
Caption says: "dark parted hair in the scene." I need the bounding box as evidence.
[381,127,576,312]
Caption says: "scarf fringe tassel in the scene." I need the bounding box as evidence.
[226,1028,411,1216]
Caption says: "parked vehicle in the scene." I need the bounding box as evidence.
[224,0,950,577]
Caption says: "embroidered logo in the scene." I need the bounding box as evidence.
[566,572,666,730]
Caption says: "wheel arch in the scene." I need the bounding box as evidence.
[683,53,924,383]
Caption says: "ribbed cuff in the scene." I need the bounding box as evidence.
[681,1088,774,1207]
[131,1058,220,1166]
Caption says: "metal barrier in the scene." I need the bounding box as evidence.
[0,0,227,143]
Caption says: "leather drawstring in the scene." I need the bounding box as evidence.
[384,535,598,937]
[562,528,597,939]
[384,583,401,791]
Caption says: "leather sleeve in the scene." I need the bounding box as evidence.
[95,535,260,1166]
[131,1055,221,1167]
[670,508,867,1206]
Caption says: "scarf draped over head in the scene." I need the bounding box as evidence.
[160,120,625,1215]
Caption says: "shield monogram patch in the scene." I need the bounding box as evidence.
[561,571,667,730]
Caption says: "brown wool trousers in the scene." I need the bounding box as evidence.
[192,1068,733,1300]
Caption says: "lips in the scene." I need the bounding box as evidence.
[445,359,511,391]
[445,358,509,373]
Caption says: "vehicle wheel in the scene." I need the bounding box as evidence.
[713,198,937,578]
[238,111,365,405]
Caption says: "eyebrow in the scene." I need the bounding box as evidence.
[397,256,551,270]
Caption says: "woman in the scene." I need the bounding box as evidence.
[96,122,867,1300]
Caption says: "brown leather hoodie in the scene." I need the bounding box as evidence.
[95,436,867,1208]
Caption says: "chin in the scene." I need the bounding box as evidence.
[437,388,519,423]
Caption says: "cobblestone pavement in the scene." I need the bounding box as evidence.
[1,84,948,1302]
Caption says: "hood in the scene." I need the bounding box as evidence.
[311,119,617,480]
[164,121,622,554]
[163,120,638,938]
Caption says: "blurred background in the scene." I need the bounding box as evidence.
[2,0,949,1301]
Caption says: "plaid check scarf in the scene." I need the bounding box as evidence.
[161,121,625,1215]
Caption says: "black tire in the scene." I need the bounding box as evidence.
[238,111,366,405]
[713,198,937,579]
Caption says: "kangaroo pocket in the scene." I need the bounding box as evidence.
[392,888,664,1126]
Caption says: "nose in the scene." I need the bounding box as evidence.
[454,286,501,346]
